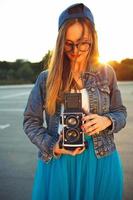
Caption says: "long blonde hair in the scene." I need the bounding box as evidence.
[45,18,99,115]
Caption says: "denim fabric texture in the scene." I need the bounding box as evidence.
[23,65,127,163]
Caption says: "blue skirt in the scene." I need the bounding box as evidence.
[32,136,123,200]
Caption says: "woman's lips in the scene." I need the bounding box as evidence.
[71,54,81,58]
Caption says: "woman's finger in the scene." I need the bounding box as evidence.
[76,146,86,154]
[61,148,75,155]
[87,124,99,132]
[88,128,100,136]
[82,114,98,122]
[71,148,83,156]
[82,120,96,130]
[62,147,85,156]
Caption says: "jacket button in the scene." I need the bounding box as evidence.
[100,151,104,156]
[91,87,95,92]
[92,108,96,113]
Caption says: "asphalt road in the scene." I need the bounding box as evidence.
[0,83,133,200]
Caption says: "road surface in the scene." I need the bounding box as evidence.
[0,82,133,200]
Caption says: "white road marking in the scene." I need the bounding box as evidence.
[0,109,24,112]
[0,124,10,130]
[0,101,25,104]
[0,84,33,89]
[0,92,30,99]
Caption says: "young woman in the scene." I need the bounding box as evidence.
[23,3,127,200]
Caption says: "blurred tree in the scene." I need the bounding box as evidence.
[6,69,15,80]
[16,62,34,82]
[121,58,133,66]
[42,50,52,70]
[108,58,133,81]
[31,61,42,82]
[118,59,133,80]
[0,55,133,84]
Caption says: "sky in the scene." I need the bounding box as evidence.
[0,0,133,63]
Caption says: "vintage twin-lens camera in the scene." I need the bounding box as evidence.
[59,93,88,150]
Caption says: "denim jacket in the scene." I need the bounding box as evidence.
[23,65,127,163]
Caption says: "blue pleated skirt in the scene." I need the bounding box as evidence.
[32,136,123,200]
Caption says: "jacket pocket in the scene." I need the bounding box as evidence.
[97,84,110,113]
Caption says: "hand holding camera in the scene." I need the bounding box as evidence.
[81,112,112,135]
[53,134,86,156]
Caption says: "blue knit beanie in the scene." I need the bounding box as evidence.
[58,3,95,30]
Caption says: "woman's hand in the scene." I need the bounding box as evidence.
[53,135,85,156]
[81,113,112,136]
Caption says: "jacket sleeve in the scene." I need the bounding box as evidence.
[104,65,127,133]
[23,71,59,163]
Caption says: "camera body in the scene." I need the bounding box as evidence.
[60,93,86,150]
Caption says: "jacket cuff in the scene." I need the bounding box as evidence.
[41,133,60,163]
[103,113,116,134]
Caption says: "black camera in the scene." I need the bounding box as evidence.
[59,93,88,150]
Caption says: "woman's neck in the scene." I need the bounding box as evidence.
[71,65,85,90]
[70,59,87,74]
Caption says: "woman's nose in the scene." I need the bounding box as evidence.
[72,44,79,54]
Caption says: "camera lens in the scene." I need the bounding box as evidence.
[65,129,80,143]
[66,115,79,127]
[68,117,77,125]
